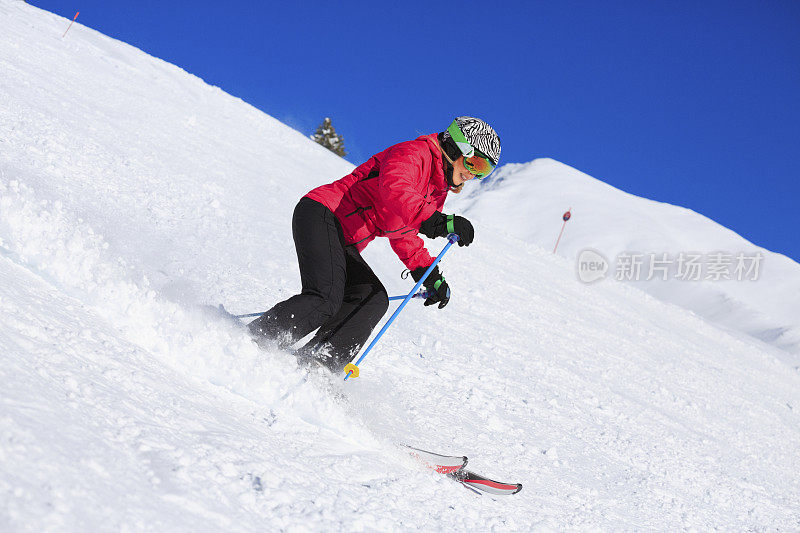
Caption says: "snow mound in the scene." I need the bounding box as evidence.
[449,158,800,356]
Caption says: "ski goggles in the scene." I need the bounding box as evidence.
[463,152,496,179]
[446,119,496,179]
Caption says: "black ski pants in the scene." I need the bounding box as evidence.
[248,197,389,372]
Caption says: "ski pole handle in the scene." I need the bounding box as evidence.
[345,233,460,380]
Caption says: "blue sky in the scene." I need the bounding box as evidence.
[31,0,800,261]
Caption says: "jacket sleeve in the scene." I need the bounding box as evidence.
[376,142,439,230]
[389,232,434,271]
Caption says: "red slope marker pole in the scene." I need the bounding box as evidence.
[553,207,572,253]
[62,11,80,38]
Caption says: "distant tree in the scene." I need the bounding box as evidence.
[310,117,347,158]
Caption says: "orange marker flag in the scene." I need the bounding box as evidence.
[62,11,80,38]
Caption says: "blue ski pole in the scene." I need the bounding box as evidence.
[388,289,431,301]
[233,311,264,319]
[343,233,460,380]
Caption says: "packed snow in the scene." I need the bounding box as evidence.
[1,1,799,530]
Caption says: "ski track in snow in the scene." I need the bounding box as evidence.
[1,1,800,530]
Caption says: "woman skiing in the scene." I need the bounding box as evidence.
[248,116,501,372]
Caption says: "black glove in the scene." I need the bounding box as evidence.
[418,211,474,247]
[410,265,450,308]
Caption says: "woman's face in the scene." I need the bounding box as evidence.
[451,156,476,187]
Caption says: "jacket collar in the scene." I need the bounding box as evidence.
[418,134,448,192]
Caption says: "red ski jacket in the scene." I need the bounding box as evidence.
[305,133,448,271]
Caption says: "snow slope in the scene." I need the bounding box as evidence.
[2,2,799,530]
[449,160,800,359]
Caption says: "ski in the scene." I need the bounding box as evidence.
[404,445,522,495]
[449,468,523,495]
[405,445,467,474]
